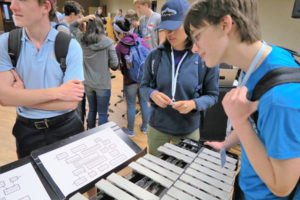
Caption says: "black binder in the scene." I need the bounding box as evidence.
[0,122,145,200]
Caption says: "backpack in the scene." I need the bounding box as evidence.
[250,48,300,200]
[8,28,72,74]
[124,37,150,83]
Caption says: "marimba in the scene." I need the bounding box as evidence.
[70,139,239,200]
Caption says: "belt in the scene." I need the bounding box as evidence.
[17,111,75,130]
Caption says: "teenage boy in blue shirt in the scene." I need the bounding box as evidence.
[185,0,300,199]
[0,0,84,158]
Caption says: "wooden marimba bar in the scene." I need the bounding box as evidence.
[70,139,239,200]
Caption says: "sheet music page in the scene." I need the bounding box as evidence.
[0,163,51,200]
[38,127,136,197]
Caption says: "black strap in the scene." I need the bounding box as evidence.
[150,48,162,89]
[279,46,300,65]
[251,67,300,101]
[8,28,22,68]
[8,29,71,74]
[54,31,72,74]
[197,59,207,130]
[251,67,300,124]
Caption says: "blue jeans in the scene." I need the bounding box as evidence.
[124,83,149,131]
[85,86,111,128]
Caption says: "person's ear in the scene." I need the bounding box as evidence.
[43,1,51,14]
[220,14,234,34]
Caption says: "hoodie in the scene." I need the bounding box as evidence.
[115,33,150,85]
[70,21,118,89]
[140,45,219,135]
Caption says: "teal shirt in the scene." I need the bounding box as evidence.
[240,45,300,199]
[0,27,84,118]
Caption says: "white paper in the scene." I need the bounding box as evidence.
[38,127,136,197]
[0,163,51,200]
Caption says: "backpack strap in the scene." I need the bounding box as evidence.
[251,67,300,101]
[279,46,300,65]
[54,22,69,30]
[54,31,72,74]
[150,48,162,88]
[8,28,22,68]
[197,57,207,130]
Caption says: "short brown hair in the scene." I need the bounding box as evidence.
[125,9,139,21]
[38,0,55,21]
[184,0,261,44]
[133,0,152,7]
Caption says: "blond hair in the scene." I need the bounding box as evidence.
[125,9,139,21]
[133,0,152,7]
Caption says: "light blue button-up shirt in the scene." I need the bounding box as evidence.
[0,27,84,118]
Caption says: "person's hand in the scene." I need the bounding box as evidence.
[78,15,96,24]
[204,141,225,151]
[10,69,24,89]
[172,100,196,114]
[151,91,172,108]
[56,79,84,101]
[222,86,259,130]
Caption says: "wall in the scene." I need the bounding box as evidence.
[257,0,300,52]
[100,0,136,18]
[57,0,100,14]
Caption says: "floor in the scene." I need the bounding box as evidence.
[0,70,148,167]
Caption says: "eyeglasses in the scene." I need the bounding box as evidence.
[191,25,210,44]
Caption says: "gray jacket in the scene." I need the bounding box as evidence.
[70,21,118,89]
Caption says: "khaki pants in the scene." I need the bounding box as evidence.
[147,125,200,156]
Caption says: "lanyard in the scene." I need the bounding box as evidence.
[146,13,153,27]
[221,41,267,167]
[171,47,188,102]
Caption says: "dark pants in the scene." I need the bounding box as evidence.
[13,111,84,158]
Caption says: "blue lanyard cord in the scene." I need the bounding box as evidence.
[146,13,153,26]
[221,42,267,167]
[239,42,267,87]
[171,47,188,102]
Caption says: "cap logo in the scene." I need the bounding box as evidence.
[161,7,177,17]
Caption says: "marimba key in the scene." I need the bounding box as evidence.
[129,162,173,188]
[95,179,137,200]
[107,173,160,200]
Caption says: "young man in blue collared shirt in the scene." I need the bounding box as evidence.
[0,0,85,158]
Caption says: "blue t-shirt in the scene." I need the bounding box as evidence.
[239,45,300,199]
[0,27,84,118]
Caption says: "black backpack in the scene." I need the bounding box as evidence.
[8,28,72,74]
[251,48,300,200]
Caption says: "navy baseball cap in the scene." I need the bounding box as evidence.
[157,0,190,31]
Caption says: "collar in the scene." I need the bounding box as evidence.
[21,27,56,43]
